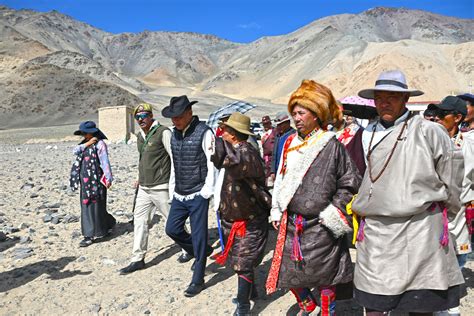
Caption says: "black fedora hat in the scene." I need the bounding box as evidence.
[161,95,198,118]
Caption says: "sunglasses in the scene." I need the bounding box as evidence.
[135,112,151,120]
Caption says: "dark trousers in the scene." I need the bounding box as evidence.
[166,195,209,284]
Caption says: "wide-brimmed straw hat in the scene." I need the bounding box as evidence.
[358,70,424,99]
[223,112,255,136]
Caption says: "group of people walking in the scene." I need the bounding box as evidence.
[70,69,473,316]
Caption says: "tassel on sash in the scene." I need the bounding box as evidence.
[428,202,449,247]
[345,194,359,245]
[290,214,306,268]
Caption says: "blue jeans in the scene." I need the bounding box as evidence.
[166,195,209,284]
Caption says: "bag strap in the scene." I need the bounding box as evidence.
[139,123,160,159]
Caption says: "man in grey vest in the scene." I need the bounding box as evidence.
[119,103,185,274]
[162,95,216,297]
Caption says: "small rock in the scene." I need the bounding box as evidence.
[0,232,7,242]
[13,247,33,260]
[167,297,175,304]
[24,202,30,207]
[19,236,31,244]
[118,303,129,310]
[144,310,151,315]
[77,256,86,262]
[63,214,79,223]
[28,228,36,234]
[20,183,34,190]
[51,217,60,225]
[12,270,24,278]
[43,209,58,215]
[71,230,81,239]
[43,214,52,223]
[18,223,29,230]
[4,227,20,234]
[46,202,61,209]
[30,193,39,198]
[102,258,116,266]
[113,210,124,216]
[90,304,101,313]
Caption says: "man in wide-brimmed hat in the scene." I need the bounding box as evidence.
[351,70,466,315]
[210,112,270,315]
[161,95,216,297]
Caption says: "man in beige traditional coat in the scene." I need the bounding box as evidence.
[351,70,465,316]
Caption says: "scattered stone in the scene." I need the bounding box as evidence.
[51,216,61,225]
[12,270,24,278]
[102,258,116,266]
[118,303,129,310]
[3,227,20,234]
[43,214,52,223]
[43,209,58,215]
[77,256,86,262]
[19,236,31,244]
[28,228,36,234]
[0,218,4,224]
[24,202,30,207]
[20,183,34,190]
[113,210,124,216]
[13,247,33,260]
[71,230,81,239]
[144,310,151,315]
[30,193,39,198]
[18,223,29,230]
[90,304,101,313]
[63,214,79,223]
[0,232,7,242]
[46,202,61,209]
[167,296,175,304]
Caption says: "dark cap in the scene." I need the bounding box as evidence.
[434,96,467,116]
[261,115,271,124]
[457,93,474,105]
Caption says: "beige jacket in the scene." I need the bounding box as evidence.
[352,114,465,295]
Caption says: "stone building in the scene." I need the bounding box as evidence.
[98,105,135,143]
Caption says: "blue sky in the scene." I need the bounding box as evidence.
[3,0,473,43]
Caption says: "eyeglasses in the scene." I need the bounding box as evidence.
[135,112,150,120]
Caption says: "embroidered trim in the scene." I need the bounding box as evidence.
[276,132,335,213]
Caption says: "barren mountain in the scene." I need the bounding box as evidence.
[0,5,472,128]
[0,63,142,129]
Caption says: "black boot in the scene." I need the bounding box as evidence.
[233,275,252,316]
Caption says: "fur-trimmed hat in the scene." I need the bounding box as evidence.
[288,80,342,128]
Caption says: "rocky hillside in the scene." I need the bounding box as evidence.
[0,5,472,128]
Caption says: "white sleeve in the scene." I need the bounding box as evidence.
[164,129,175,201]
[270,153,285,221]
[199,130,217,199]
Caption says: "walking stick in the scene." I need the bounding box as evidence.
[215,210,225,252]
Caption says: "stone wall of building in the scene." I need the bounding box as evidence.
[98,106,134,143]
